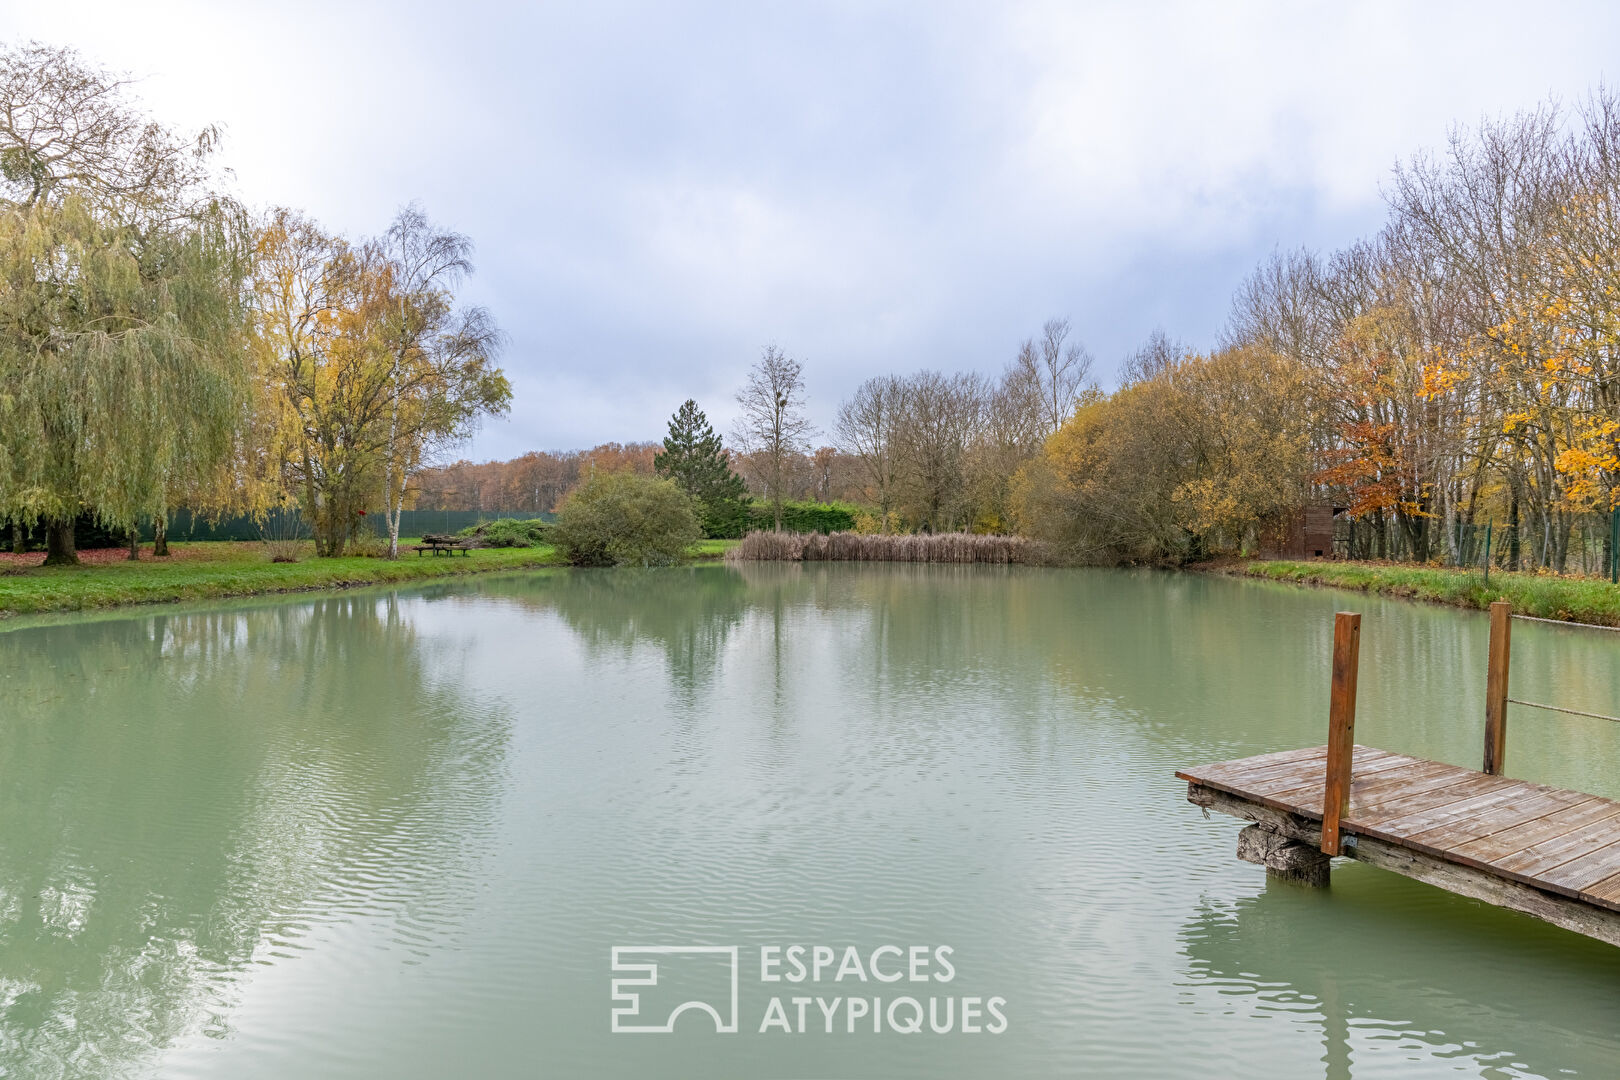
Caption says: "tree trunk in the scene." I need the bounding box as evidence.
[43,518,78,566]
[771,448,784,531]
[127,527,140,561]
[386,474,406,560]
[384,311,407,560]
[301,443,325,557]
[10,522,22,555]
[153,517,169,557]
[1508,490,1520,571]
[383,424,398,558]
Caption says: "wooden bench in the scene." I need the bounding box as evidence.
[413,534,472,557]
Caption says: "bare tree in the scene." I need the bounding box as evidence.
[1012,317,1094,435]
[965,365,1048,530]
[834,374,906,530]
[810,446,837,503]
[1121,329,1187,386]
[892,371,986,531]
[733,345,814,530]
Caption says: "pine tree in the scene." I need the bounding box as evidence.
[654,400,749,537]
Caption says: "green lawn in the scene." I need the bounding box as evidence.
[0,538,738,617]
[690,539,735,559]
[1223,558,1620,626]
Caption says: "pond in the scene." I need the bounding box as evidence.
[2,564,1619,1078]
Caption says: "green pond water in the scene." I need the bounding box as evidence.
[3,564,1620,1079]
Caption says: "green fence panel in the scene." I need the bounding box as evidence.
[140,509,555,543]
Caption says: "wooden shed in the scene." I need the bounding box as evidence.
[1259,504,1338,560]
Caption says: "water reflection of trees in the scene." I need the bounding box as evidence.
[477,568,751,696]
[750,564,1620,798]
[0,595,509,1078]
[498,562,1620,795]
[1180,872,1620,1078]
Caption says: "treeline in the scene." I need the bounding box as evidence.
[416,315,1098,541]
[831,318,1090,532]
[416,444,873,512]
[413,445,661,511]
[0,44,510,563]
[1020,91,1620,569]
[717,320,1095,534]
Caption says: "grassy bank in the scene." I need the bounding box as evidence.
[1217,558,1620,626]
[0,538,738,617]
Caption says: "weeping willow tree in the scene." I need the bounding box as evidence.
[0,43,251,564]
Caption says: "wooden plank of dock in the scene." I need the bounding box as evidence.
[1178,745,1620,947]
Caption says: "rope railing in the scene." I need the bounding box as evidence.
[1508,698,1620,724]
[1487,601,1620,775]
[1511,613,1620,633]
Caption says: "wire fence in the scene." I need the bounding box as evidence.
[1334,507,1620,582]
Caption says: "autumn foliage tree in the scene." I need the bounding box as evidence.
[1217,93,1620,571]
[248,207,509,557]
[1012,345,1315,563]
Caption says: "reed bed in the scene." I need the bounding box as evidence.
[727,530,1042,564]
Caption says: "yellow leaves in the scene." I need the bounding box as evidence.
[1419,360,1466,400]
[1552,414,1620,509]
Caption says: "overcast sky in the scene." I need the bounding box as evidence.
[6,1,1619,459]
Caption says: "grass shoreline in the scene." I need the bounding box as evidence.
[19,542,1608,627]
[0,539,736,619]
[1206,557,1620,627]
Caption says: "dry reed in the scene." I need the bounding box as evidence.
[726,530,1043,564]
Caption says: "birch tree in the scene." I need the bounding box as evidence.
[374,205,509,558]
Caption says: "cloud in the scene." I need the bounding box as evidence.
[4,0,1617,458]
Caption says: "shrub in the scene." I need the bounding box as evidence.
[850,508,902,535]
[746,500,862,534]
[458,517,552,548]
[347,532,386,558]
[698,497,751,539]
[257,504,311,563]
[553,472,701,566]
[264,539,309,563]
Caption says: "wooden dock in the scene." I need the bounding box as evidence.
[1179,604,1620,948]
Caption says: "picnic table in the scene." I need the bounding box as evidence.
[413,533,473,556]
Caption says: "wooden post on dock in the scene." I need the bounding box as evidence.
[1320,612,1361,856]
[1483,600,1512,776]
